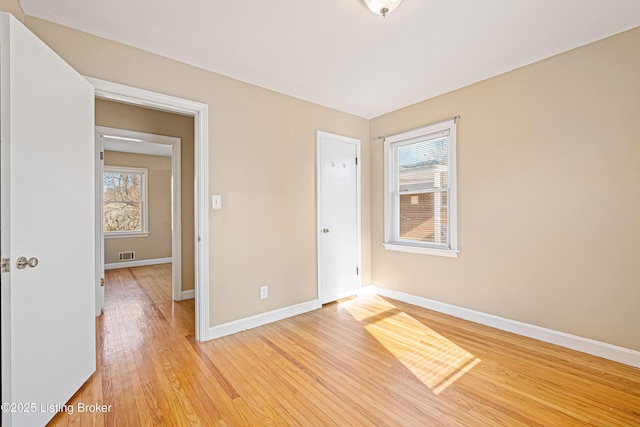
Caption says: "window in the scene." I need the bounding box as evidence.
[103,166,148,237]
[384,118,458,257]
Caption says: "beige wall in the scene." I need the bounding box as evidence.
[370,28,640,351]
[14,8,637,351]
[0,0,24,22]
[103,151,172,264]
[96,99,196,292]
[23,16,371,326]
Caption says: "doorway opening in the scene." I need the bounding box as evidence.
[89,77,210,341]
[96,123,186,312]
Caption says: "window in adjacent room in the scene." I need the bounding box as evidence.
[383,117,458,257]
[103,166,149,237]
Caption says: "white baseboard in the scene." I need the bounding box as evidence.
[208,299,320,340]
[362,285,640,368]
[105,257,172,270]
[181,289,195,300]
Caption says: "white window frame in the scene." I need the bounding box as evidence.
[383,118,458,258]
[103,165,149,238]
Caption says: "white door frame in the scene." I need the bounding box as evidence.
[95,133,105,316]
[316,130,362,304]
[96,126,183,305]
[87,77,210,341]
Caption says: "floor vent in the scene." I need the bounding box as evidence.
[118,251,135,261]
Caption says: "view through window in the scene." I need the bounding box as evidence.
[397,136,449,245]
[103,166,148,234]
[384,118,458,255]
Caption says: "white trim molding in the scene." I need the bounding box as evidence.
[384,118,458,255]
[105,257,172,270]
[88,77,210,342]
[97,118,182,303]
[104,232,149,239]
[360,285,640,368]
[208,300,319,340]
[181,290,195,300]
[382,243,459,258]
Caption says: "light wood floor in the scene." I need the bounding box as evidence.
[49,264,640,426]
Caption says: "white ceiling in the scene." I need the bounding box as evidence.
[20,0,640,119]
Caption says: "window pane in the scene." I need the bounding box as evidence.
[103,172,142,203]
[399,192,448,244]
[398,137,448,192]
[104,201,142,232]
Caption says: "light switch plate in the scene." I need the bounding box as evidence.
[212,194,222,210]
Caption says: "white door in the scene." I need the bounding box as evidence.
[317,131,361,304]
[0,13,96,427]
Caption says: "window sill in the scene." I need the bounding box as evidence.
[382,243,459,258]
[105,232,149,239]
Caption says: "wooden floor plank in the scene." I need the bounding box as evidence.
[49,264,640,426]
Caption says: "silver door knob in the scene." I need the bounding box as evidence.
[15,257,38,270]
[16,257,28,269]
[322,228,330,233]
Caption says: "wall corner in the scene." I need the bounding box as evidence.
[0,0,25,23]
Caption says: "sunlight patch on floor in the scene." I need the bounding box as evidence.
[340,295,481,394]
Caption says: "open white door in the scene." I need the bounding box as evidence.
[1,13,96,427]
[317,131,361,304]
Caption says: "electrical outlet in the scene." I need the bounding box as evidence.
[260,286,269,300]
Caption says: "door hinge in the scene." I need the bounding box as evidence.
[100,151,104,160]
[100,277,105,287]
[355,157,358,165]
[1,258,10,273]
[356,267,359,275]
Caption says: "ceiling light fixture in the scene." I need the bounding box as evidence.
[364,0,402,18]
